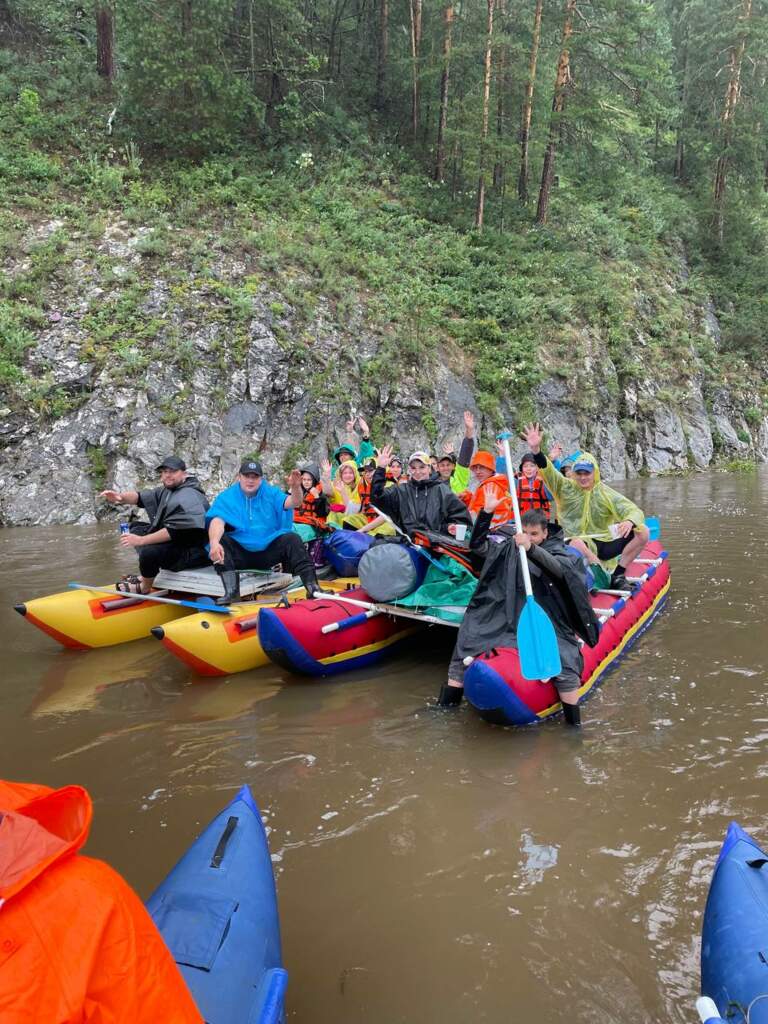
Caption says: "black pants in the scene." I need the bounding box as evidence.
[218,531,314,580]
[130,524,211,579]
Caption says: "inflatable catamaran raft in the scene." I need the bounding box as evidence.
[14,567,294,649]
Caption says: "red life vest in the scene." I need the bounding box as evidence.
[357,477,379,521]
[516,475,550,516]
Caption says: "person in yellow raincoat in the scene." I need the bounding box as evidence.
[521,423,649,591]
[319,459,394,535]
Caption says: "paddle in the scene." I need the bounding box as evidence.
[368,505,451,575]
[68,582,233,614]
[497,432,562,681]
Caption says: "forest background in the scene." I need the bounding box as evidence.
[1,0,768,523]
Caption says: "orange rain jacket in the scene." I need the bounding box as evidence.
[0,780,203,1024]
[468,473,515,528]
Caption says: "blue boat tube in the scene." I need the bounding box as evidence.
[147,785,287,1024]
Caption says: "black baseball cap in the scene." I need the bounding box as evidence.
[156,456,186,472]
[239,459,263,476]
[438,452,457,464]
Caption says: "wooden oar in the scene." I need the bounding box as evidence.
[68,582,233,614]
[498,432,562,681]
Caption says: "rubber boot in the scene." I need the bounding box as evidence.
[437,684,464,708]
[215,569,240,606]
[562,702,581,727]
[299,568,331,598]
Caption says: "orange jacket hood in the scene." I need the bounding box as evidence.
[0,781,91,901]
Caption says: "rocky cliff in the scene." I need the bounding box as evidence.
[1,216,764,527]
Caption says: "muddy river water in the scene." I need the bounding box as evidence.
[3,470,767,1023]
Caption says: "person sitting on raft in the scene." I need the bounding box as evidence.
[438,501,600,725]
[370,445,472,535]
[320,459,394,535]
[207,458,328,605]
[292,462,329,543]
[436,409,476,495]
[521,422,649,591]
[517,452,551,517]
[99,455,210,594]
[0,779,203,1023]
[466,450,514,528]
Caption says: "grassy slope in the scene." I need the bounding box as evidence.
[1,40,765,457]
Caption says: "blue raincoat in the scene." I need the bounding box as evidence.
[206,482,293,552]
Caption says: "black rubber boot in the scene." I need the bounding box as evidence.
[437,684,464,708]
[562,702,581,727]
[299,569,331,597]
[610,565,629,590]
[215,569,240,606]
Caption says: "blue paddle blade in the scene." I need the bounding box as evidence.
[517,595,562,681]
[646,516,660,541]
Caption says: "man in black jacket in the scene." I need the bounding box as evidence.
[438,502,600,725]
[370,444,472,535]
[99,456,211,594]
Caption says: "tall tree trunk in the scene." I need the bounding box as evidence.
[535,0,577,226]
[409,0,423,139]
[492,0,508,189]
[518,0,543,202]
[375,0,389,110]
[673,24,689,180]
[713,0,752,244]
[475,0,495,231]
[434,3,454,181]
[95,4,115,80]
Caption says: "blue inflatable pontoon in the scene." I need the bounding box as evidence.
[147,785,287,1024]
[701,822,768,1024]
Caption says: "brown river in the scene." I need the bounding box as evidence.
[3,470,767,1023]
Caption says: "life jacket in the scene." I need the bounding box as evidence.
[468,474,514,528]
[516,475,550,516]
[357,476,379,521]
[294,484,328,529]
[0,780,203,1024]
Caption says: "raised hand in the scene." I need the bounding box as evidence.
[377,443,393,468]
[286,468,302,489]
[495,439,505,457]
[345,419,355,433]
[463,409,475,435]
[321,458,332,477]
[442,441,455,456]
[548,442,563,460]
[483,491,503,514]
[520,422,543,452]
[357,416,370,436]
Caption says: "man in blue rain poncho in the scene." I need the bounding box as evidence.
[207,459,328,605]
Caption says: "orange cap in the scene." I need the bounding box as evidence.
[470,450,496,472]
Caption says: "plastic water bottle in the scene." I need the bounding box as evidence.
[119,522,130,536]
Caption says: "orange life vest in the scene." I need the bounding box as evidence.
[0,780,203,1024]
[293,484,327,529]
[468,474,515,528]
[357,476,379,521]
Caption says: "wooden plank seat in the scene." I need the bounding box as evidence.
[153,566,294,598]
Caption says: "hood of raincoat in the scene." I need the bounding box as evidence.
[206,480,293,552]
[334,462,361,491]
[300,462,321,487]
[332,444,356,465]
[570,451,601,486]
[0,781,91,902]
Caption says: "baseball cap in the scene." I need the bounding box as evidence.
[408,450,431,466]
[438,451,457,464]
[572,460,595,473]
[239,459,263,475]
[156,456,186,472]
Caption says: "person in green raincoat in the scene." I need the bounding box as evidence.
[521,423,649,591]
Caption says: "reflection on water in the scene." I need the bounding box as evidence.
[2,471,768,1022]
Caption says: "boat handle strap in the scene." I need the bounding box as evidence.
[210,816,238,869]
[747,858,768,869]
